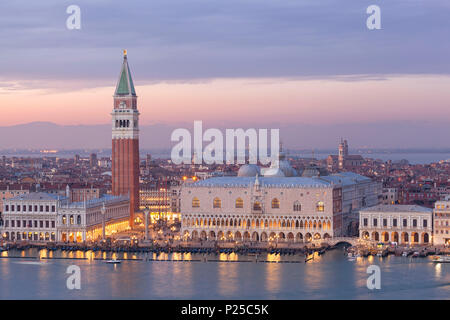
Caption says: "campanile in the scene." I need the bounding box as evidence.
[112,50,140,226]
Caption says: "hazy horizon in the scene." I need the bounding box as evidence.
[1,121,449,150]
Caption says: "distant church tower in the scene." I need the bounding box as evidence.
[338,138,348,170]
[111,50,140,226]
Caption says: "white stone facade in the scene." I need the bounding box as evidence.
[1,192,66,242]
[57,195,130,242]
[111,106,139,139]
[181,172,380,243]
[434,199,450,246]
[359,204,433,245]
[1,193,130,243]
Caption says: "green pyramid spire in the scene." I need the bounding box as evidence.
[115,50,136,96]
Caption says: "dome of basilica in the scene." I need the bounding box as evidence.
[301,164,329,177]
[278,160,297,177]
[263,167,285,177]
[237,164,261,177]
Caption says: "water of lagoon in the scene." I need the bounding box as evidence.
[0,248,448,300]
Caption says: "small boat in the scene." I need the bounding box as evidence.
[412,252,419,258]
[105,259,121,264]
[432,256,450,263]
[376,252,382,257]
[402,251,408,257]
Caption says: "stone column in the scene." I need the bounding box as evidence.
[144,208,149,241]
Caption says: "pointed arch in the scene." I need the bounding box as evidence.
[261,232,268,242]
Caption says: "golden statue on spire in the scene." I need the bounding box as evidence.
[123,49,127,57]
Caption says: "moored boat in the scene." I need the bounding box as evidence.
[432,256,450,263]
[105,259,121,264]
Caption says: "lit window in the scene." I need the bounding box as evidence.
[192,197,200,208]
[235,198,243,208]
[272,198,280,209]
[316,201,325,212]
[213,198,221,209]
[253,201,262,211]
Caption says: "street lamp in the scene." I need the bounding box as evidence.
[101,202,106,241]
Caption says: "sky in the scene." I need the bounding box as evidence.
[0,0,449,148]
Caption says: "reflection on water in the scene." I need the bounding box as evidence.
[0,248,448,299]
[219,253,239,261]
[265,263,281,293]
[218,260,239,297]
[435,263,442,278]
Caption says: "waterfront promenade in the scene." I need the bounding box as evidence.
[1,237,449,259]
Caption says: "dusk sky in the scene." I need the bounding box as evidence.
[1,0,450,148]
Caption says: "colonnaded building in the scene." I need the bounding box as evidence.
[180,152,381,243]
[359,204,433,245]
[57,194,130,242]
[1,191,130,243]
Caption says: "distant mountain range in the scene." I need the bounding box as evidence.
[0,121,449,150]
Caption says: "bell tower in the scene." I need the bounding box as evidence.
[111,50,140,226]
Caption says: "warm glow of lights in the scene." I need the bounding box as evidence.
[267,253,280,262]
[40,149,58,153]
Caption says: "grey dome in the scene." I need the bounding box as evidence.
[301,164,329,177]
[237,164,261,177]
[279,160,297,177]
[263,167,285,177]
